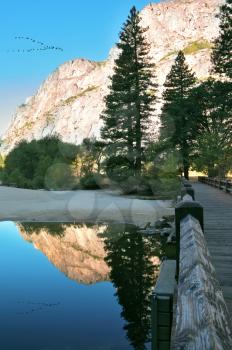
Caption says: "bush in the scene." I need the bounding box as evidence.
[45,163,77,190]
[105,156,133,182]
[120,176,152,195]
[80,173,101,190]
[149,177,180,198]
[2,136,78,190]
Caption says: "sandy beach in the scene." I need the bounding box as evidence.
[0,186,174,226]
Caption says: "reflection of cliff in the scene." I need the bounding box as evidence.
[18,223,110,284]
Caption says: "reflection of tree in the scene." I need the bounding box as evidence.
[103,224,163,350]
[19,222,98,237]
[19,222,68,236]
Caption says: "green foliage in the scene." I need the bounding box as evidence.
[72,138,105,178]
[160,51,197,178]
[119,175,153,196]
[45,113,55,125]
[118,149,181,198]
[105,155,134,182]
[20,222,66,236]
[183,40,212,55]
[79,173,102,190]
[190,79,232,177]
[159,40,212,62]
[159,50,177,62]
[96,61,107,67]
[62,86,99,106]
[3,136,78,189]
[211,0,232,78]
[0,153,4,168]
[100,6,157,174]
[149,150,181,198]
[19,103,26,108]
[45,163,76,190]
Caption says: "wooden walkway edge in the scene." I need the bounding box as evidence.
[192,181,232,316]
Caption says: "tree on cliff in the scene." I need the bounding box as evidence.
[211,0,232,79]
[160,51,197,179]
[100,6,157,176]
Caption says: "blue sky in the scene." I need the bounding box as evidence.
[0,0,160,135]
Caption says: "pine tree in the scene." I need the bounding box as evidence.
[211,0,232,79]
[190,79,232,177]
[160,51,197,179]
[100,6,156,176]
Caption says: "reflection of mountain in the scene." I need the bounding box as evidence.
[18,223,110,284]
[103,224,162,350]
[17,222,163,349]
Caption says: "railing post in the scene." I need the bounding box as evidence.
[175,199,204,279]
[219,179,222,189]
[181,187,195,200]
[225,180,229,193]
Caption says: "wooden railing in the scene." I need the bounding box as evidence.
[198,176,232,193]
[171,180,232,349]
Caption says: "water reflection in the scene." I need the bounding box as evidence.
[17,222,163,349]
[102,224,163,350]
[19,222,109,284]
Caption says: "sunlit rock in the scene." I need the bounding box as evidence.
[2,0,224,153]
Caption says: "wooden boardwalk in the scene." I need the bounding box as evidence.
[192,181,232,316]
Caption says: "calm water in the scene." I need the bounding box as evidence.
[0,221,165,350]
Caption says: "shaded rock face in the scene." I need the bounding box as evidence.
[19,224,110,285]
[2,0,224,152]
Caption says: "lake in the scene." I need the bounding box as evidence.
[0,221,166,350]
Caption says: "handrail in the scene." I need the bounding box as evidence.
[198,176,232,193]
[172,179,232,349]
[172,215,232,349]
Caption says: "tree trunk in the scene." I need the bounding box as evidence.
[182,145,189,180]
[183,164,189,180]
[135,112,142,175]
[134,40,142,176]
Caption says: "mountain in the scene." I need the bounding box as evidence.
[2,0,224,153]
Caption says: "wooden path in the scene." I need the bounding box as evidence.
[192,181,232,315]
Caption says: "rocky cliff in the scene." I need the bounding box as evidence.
[2,0,224,152]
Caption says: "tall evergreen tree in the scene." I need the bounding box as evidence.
[160,51,197,179]
[100,6,156,176]
[211,0,232,79]
[190,79,232,177]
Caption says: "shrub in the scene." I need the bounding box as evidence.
[120,176,152,195]
[2,136,78,190]
[105,156,134,182]
[80,173,101,190]
[45,163,76,190]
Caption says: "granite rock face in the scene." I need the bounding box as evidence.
[2,0,224,152]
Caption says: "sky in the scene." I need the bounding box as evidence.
[0,0,160,135]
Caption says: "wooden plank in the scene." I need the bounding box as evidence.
[172,215,232,349]
[192,181,232,321]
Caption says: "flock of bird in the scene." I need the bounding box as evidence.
[6,36,63,53]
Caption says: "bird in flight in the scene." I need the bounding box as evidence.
[6,36,63,53]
